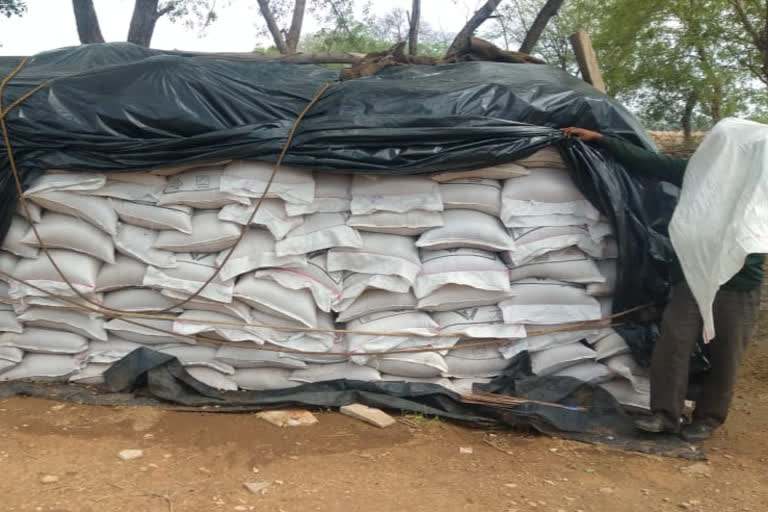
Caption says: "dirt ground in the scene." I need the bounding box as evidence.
[1,319,767,512]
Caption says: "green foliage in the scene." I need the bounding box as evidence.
[0,0,25,18]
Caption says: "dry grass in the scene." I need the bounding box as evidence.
[649,130,707,156]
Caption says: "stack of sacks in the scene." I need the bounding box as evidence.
[0,148,646,409]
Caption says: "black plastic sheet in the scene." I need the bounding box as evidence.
[0,42,673,320]
[0,348,703,459]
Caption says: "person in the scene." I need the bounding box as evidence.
[562,126,764,441]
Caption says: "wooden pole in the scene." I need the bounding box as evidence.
[569,30,606,93]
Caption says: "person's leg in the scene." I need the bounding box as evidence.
[638,282,702,432]
[683,287,761,439]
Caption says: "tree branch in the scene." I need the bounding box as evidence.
[285,0,306,54]
[408,0,421,56]
[72,0,105,44]
[518,0,566,54]
[728,0,763,50]
[256,0,288,54]
[446,0,503,56]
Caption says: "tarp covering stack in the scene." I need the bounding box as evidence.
[0,43,683,447]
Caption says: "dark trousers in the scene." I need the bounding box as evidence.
[650,282,761,428]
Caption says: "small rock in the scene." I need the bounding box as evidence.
[564,496,576,502]
[118,449,144,461]
[680,463,712,476]
[549,448,559,453]
[199,467,211,474]
[527,502,538,508]
[163,454,172,459]
[544,479,555,486]
[340,403,396,428]
[723,454,734,460]
[234,507,247,511]
[558,509,567,512]
[50,404,65,411]
[689,500,701,506]
[275,480,284,485]
[584,468,595,474]
[664,498,671,503]
[459,447,473,455]
[599,487,614,494]
[680,503,692,510]
[257,410,318,427]
[252,467,259,473]
[503,483,518,488]
[288,456,299,461]
[641,489,650,495]
[40,475,59,484]
[243,482,271,495]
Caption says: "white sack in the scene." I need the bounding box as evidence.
[431,306,526,339]
[234,274,318,327]
[114,223,175,267]
[16,201,42,223]
[514,146,567,169]
[337,272,411,306]
[217,229,306,282]
[157,166,250,208]
[504,225,598,266]
[604,354,650,393]
[285,173,351,216]
[443,344,510,378]
[105,317,188,345]
[2,216,38,258]
[367,352,448,378]
[0,328,88,354]
[0,346,24,363]
[103,288,182,312]
[215,344,307,370]
[90,173,166,202]
[254,252,341,313]
[143,253,234,304]
[186,366,239,391]
[336,289,417,323]
[24,172,106,195]
[600,378,650,411]
[499,280,602,325]
[0,310,23,334]
[0,354,82,381]
[111,199,193,233]
[553,361,613,384]
[417,284,511,312]
[328,232,420,284]
[11,250,101,298]
[507,248,605,284]
[172,310,258,343]
[530,342,596,375]
[234,368,301,390]
[220,161,315,205]
[27,191,118,235]
[70,363,111,385]
[20,213,115,263]
[668,118,768,338]
[275,213,362,256]
[161,290,252,322]
[86,338,142,363]
[155,211,241,253]
[439,178,502,216]
[290,362,381,383]
[347,211,444,236]
[157,344,235,374]
[95,256,148,292]
[593,330,631,360]
[586,259,617,297]
[218,199,303,240]
[500,325,601,360]
[350,175,442,215]
[18,307,107,341]
[415,249,510,299]
[416,209,514,251]
[431,162,529,182]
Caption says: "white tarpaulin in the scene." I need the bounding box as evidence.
[669,118,768,339]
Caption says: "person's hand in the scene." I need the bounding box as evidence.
[562,127,603,142]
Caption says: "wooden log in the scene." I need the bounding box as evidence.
[569,30,606,93]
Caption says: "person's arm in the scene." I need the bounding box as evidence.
[562,127,688,187]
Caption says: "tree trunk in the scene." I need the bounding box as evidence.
[446,0,503,56]
[682,91,697,147]
[518,0,566,54]
[127,0,161,47]
[285,0,306,55]
[257,0,289,54]
[72,0,105,44]
[408,0,421,56]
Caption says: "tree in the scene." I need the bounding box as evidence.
[71,0,218,47]
[408,0,421,55]
[256,0,307,54]
[72,0,104,44]
[0,0,25,18]
[447,0,504,55]
[518,0,566,54]
[722,0,768,86]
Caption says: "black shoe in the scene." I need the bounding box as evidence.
[681,422,715,442]
[635,414,677,434]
